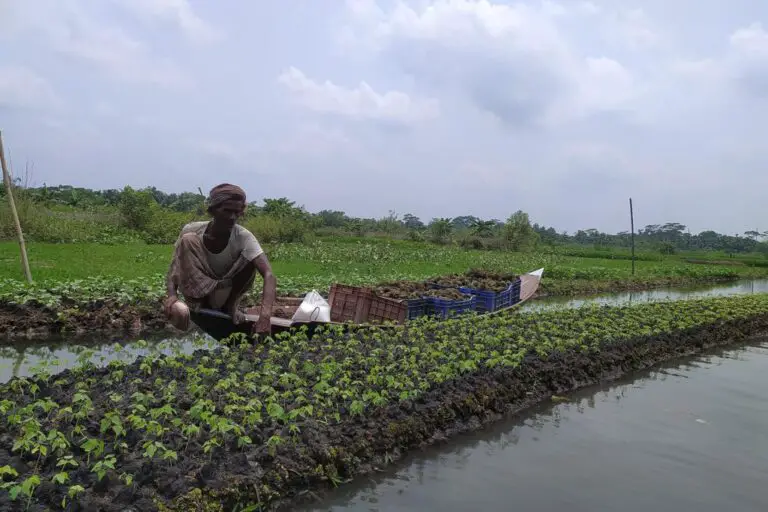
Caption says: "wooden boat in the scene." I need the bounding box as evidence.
[189,268,544,342]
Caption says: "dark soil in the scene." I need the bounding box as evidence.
[371,281,467,301]
[0,315,765,511]
[371,269,518,301]
[0,300,169,341]
[0,296,305,341]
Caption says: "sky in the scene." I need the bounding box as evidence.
[1,0,767,236]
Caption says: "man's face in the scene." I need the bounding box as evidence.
[212,199,245,228]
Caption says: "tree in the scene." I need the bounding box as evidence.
[315,210,348,228]
[262,197,306,219]
[428,217,453,244]
[118,186,156,230]
[469,219,497,238]
[402,213,424,230]
[503,210,539,251]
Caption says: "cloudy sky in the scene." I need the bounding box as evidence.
[1,0,767,235]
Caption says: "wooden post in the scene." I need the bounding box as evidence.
[629,197,636,276]
[0,131,33,283]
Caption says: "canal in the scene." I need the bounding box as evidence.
[2,279,768,383]
[301,338,768,512]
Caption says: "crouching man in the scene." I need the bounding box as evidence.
[163,183,276,335]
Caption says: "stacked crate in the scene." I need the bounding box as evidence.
[458,278,522,313]
[328,274,522,324]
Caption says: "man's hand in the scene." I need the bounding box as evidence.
[252,310,272,335]
[163,295,179,317]
[231,309,247,325]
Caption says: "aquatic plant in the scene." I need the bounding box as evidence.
[0,239,754,308]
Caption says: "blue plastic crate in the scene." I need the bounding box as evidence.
[508,279,522,306]
[427,295,477,319]
[458,278,522,313]
[405,297,431,320]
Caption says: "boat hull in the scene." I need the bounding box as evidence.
[190,267,544,342]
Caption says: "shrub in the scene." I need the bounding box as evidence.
[242,214,309,244]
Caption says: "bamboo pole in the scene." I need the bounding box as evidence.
[629,197,636,276]
[0,130,33,283]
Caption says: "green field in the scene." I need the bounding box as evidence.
[2,238,767,307]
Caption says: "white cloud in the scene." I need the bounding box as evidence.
[61,25,190,88]
[730,22,768,56]
[2,0,191,88]
[277,66,439,124]
[0,67,61,110]
[727,22,768,97]
[667,21,768,103]
[342,0,645,127]
[109,0,221,43]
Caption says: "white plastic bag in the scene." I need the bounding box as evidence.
[292,289,331,323]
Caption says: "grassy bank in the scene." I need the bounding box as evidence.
[3,239,765,304]
[0,295,767,510]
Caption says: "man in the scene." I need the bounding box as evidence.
[163,183,276,335]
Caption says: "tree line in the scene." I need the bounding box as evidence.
[1,182,766,255]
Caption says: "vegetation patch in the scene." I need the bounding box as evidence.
[0,295,767,510]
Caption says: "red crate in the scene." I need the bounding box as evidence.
[367,295,408,324]
[328,284,372,323]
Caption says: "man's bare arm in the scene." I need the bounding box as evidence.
[254,254,276,307]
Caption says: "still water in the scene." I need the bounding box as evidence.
[303,339,768,512]
[2,279,768,383]
[521,278,768,312]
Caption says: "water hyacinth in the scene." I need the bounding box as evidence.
[0,239,756,308]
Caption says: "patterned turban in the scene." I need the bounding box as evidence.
[206,183,246,212]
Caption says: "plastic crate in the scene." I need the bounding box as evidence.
[508,278,522,306]
[427,295,477,319]
[367,295,408,324]
[328,284,372,323]
[458,278,522,313]
[405,297,431,320]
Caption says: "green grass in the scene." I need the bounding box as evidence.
[2,238,767,307]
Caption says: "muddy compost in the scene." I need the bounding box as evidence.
[371,269,519,301]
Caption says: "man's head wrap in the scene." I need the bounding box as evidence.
[206,183,246,213]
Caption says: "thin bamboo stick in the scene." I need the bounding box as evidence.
[0,130,33,283]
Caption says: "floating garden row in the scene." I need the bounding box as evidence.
[1,294,768,510]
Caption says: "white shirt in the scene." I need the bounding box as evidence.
[176,220,264,278]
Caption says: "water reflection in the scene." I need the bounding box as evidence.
[303,339,768,512]
[522,278,768,312]
[0,331,218,382]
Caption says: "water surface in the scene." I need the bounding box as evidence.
[302,339,768,512]
[2,279,768,383]
[522,278,768,312]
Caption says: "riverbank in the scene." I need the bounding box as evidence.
[1,295,767,510]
